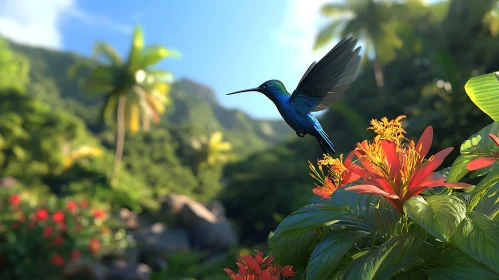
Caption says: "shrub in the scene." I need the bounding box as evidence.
[0,183,129,279]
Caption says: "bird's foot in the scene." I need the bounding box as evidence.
[296,131,306,137]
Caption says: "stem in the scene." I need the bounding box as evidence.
[111,94,127,181]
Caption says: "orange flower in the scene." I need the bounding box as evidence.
[88,238,100,255]
[224,251,295,280]
[42,225,53,238]
[52,211,65,224]
[66,201,77,212]
[51,255,65,266]
[466,132,499,171]
[34,209,48,221]
[92,209,106,219]
[309,151,364,199]
[8,194,21,206]
[71,249,81,260]
[346,124,470,213]
[53,236,64,246]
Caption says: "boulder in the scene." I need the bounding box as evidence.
[106,260,151,280]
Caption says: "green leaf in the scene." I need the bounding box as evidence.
[139,45,174,67]
[460,122,499,155]
[465,72,499,121]
[428,248,499,280]
[93,42,123,66]
[337,233,434,280]
[404,195,466,242]
[269,230,319,269]
[269,204,348,241]
[469,168,499,211]
[319,188,402,237]
[447,154,474,182]
[449,212,499,273]
[475,182,499,219]
[128,25,144,69]
[306,229,369,280]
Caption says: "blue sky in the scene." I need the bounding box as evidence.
[0,0,441,120]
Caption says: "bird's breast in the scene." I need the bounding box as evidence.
[277,102,320,135]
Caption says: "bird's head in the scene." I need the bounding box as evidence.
[226,80,286,96]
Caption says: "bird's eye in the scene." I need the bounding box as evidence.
[263,83,270,88]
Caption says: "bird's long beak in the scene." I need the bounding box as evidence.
[226,87,260,95]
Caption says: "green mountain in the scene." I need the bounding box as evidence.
[6,39,292,156]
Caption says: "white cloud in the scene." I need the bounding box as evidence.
[0,0,130,49]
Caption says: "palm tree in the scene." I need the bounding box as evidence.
[70,25,179,180]
[314,0,404,89]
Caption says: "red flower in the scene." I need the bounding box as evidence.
[466,132,499,171]
[224,251,295,280]
[52,211,65,224]
[28,222,35,229]
[8,194,21,206]
[71,249,81,260]
[66,201,77,212]
[53,236,64,246]
[18,213,25,222]
[88,238,100,255]
[35,209,48,221]
[80,200,88,208]
[346,126,471,213]
[309,151,364,199]
[43,225,53,238]
[51,255,65,266]
[11,222,20,230]
[92,209,106,219]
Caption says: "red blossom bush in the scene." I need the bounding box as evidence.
[224,250,295,280]
[0,185,129,279]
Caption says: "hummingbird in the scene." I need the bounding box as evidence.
[227,37,361,154]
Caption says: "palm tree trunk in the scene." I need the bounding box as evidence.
[111,94,127,180]
[373,58,385,89]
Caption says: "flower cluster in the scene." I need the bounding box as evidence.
[0,186,124,278]
[224,251,295,280]
[310,115,470,213]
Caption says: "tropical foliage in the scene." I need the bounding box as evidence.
[70,25,179,180]
[241,71,499,279]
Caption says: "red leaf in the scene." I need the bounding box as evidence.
[466,157,496,171]
[344,150,356,166]
[345,184,399,199]
[416,126,433,162]
[489,133,499,147]
[408,147,453,190]
[380,140,401,179]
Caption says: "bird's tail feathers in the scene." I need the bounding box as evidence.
[316,129,336,154]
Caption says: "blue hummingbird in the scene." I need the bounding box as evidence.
[227,37,361,154]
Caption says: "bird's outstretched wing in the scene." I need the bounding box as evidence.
[289,37,361,114]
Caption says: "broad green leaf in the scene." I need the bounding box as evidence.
[320,188,402,237]
[475,182,499,219]
[428,248,499,280]
[465,72,499,121]
[306,229,369,280]
[460,122,499,154]
[269,230,319,269]
[449,212,499,273]
[338,233,434,280]
[469,168,499,211]
[404,195,466,242]
[447,154,474,182]
[269,204,348,241]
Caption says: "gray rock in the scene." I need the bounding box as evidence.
[107,260,151,280]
